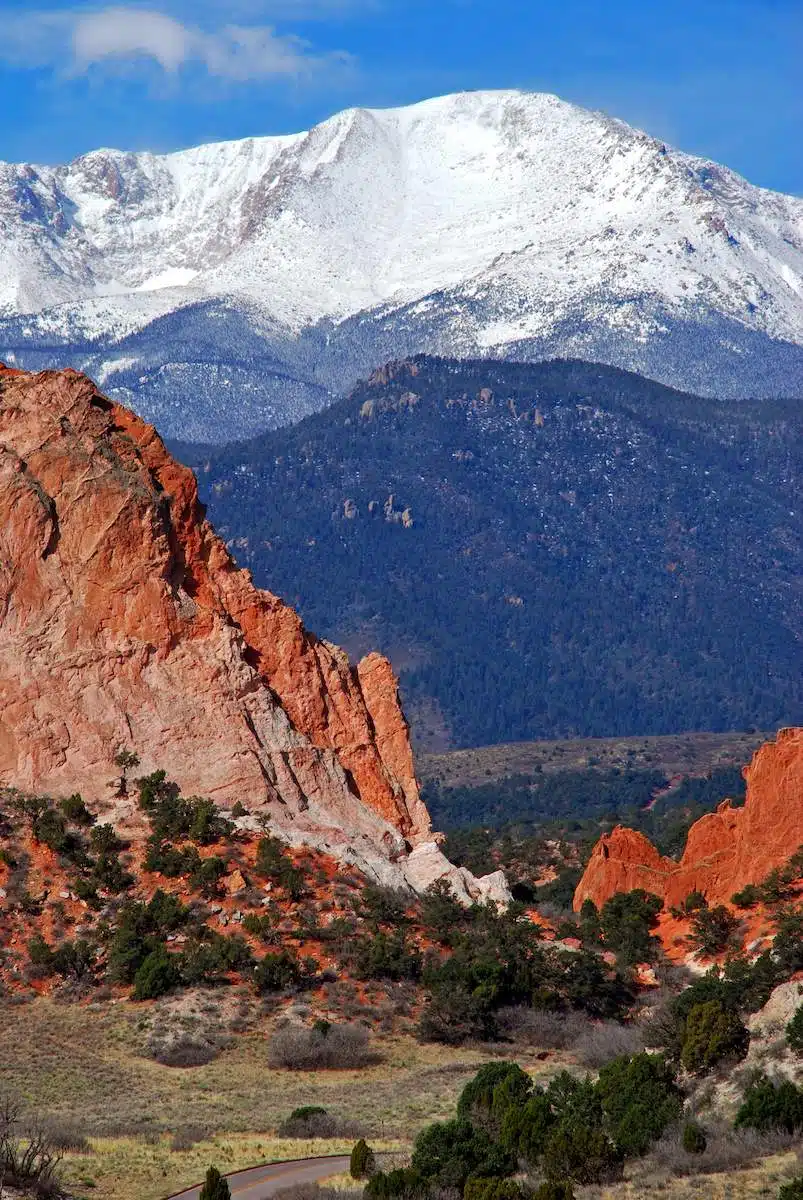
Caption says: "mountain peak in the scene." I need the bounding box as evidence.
[1,89,802,439]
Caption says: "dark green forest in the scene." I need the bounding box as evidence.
[182,357,802,748]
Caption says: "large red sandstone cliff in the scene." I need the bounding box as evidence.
[574,727,803,913]
[0,365,450,880]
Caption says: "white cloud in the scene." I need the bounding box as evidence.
[0,4,353,80]
[72,8,189,71]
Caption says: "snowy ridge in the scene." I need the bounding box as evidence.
[1,90,802,439]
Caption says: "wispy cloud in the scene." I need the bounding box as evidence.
[0,4,354,80]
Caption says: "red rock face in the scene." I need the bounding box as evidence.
[574,728,803,913]
[0,365,431,860]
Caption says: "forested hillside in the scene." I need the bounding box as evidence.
[185,357,801,748]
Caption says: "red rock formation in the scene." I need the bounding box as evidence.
[574,727,803,913]
[0,364,434,871]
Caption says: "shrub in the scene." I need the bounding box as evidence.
[573,1021,645,1069]
[133,946,180,1001]
[350,1138,376,1180]
[649,1120,796,1176]
[494,1007,586,1050]
[411,1118,513,1190]
[253,950,304,994]
[278,1107,360,1138]
[457,1062,530,1129]
[500,1091,555,1166]
[51,938,96,981]
[361,884,410,927]
[465,1180,532,1200]
[107,891,190,985]
[0,1094,63,1194]
[60,793,94,826]
[181,933,253,986]
[779,1180,803,1199]
[735,1076,803,1135]
[596,1053,682,1157]
[28,935,56,973]
[560,950,634,1019]
[36,807,71,854]
[28,936,96,982]
[732,883,762,908]
[681,1121,707,1154]
[365,1168,424,1200]
[90,823,122,854]
[42,1117,91,1154]
[598,890,662,965]
[267,1023,371,1070]
[170,1126,208,1152]
[242,912,278,943]
[352,931,422,982]
[533,1184,574,1200]
[774,909,803,976]
[148,1035,223,1068]
[680,1000,750,1074]
[255,835,307,898]
[418,981,496,1045]
[200,1165,231,1200]
[787,1004,803,1056]
[577,899,601,946]
[687,906,740,956]
[542,1119,622,1186]
[420,878,465,944]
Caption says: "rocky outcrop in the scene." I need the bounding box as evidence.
[574,728,803,913]
[0,364,506,899]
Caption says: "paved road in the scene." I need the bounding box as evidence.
[168,1154,352,1200]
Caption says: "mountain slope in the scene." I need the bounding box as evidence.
[184,357,803,748]
[1,91,803,439]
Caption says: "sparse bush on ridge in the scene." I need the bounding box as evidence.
[647,1120,797,1176]
[0,1093,64,1196]
[687,905,741,956]
[787,1003,803,1056]
[267,1022,372,1070]
[735,1075,803,1136]
[680,999,750,1074]
[278,1106,364,1138]
[573,1020,645,1068]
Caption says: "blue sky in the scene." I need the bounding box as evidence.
[0,0,800,194]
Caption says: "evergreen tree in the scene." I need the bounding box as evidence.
[199,1166,230,1200]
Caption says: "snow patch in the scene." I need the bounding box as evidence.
[136,267,199,293]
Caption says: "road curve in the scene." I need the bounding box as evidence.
[167,1154,352,1200]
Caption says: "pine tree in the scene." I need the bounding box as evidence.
[199,1165,231,1200]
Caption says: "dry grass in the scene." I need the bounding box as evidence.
[578,1147,803,1198]
[0,995,562,1200]
[61,1133,400,1200]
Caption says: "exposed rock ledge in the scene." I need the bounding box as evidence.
[0,364,509,904]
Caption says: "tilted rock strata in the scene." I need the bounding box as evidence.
[574,727,803,913]
[0,365,505,898]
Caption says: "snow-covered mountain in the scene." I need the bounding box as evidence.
[1,90,802,440]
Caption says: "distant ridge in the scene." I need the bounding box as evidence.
[185,356,803,747]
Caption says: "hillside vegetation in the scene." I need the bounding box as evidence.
[186,357,802,749]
